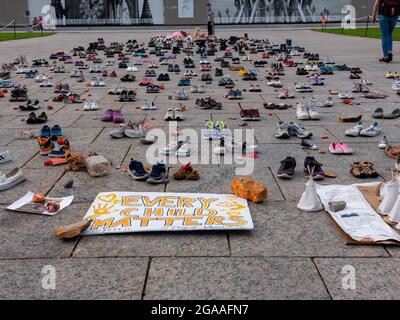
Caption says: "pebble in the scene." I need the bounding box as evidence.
[64,179,74,189]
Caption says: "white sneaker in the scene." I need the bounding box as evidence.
[90,102,99,110]
[0,150,12,163]
[378,136,389,149]
[213,139,227,155]
[392,82,400,91]
[345,122,364,137]
[308,105,320,120]
[164,109,175,121]
[324,57,334,64]
[360,122,381,137]
[228,141,258,154]
[142,102,151,110]
[267,80,282,87]
[338,91,353,99]
[310,96,332,108]
[295,82,312,92]
[296,103,310,120]
[176,142,191,157]
[323,97,334,107]
[0,168,25,191]
[197,85,206,93]
[174,108,184,121]
[160,141,181,155]
[83,102,91,111]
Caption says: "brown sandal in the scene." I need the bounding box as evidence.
[350,161,367,179]
[361,161,378,178]
[173,163,200,181]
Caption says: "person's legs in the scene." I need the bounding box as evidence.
[207,22,212,36]
[379,15,391,57]
[387,16,399,54]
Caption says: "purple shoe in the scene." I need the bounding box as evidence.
[112,110,124,123]
[309,77,318,86]
[101,109,114,122]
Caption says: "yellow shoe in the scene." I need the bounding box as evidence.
[386,71,395,79]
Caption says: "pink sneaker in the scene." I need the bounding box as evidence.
[112,110,124,123]
[338,142,353,154]
[328,142,343,154]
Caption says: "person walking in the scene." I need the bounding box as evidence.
[372,0,400,62]
[207,3,215,36]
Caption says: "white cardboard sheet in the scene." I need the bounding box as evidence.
[316,184,400,243]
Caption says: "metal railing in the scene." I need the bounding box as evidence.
[54,18,154,26]
[215,14,344,24]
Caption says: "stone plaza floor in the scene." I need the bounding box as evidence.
[0,27,400,300]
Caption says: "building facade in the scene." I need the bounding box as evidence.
[1,0,374,26]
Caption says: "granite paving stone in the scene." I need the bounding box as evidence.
[314,258,400,300]
[144,257,330,300]
[0,258,148,299]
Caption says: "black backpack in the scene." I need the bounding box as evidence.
[383,0,400,16]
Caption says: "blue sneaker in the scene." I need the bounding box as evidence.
[147,163,167,184]
[40,125,51,138]
[50,125,62,137]
[128,160,149,181]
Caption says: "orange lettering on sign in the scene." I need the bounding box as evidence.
[194,208,217,217]
[120,208,139,217]
[121,196,141,206]
[177,197,195,208]
[183,217,202,226]
[159,196,178,208]
[224,216,247,226]
[198,197,218,208]
[143,207,164,217]
[110,217,131,228]
[205,216,225,225]
[91,218,114,230]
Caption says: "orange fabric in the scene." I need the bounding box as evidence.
[44,158,68,166]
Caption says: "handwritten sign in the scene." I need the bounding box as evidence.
[178,0,194,18]
[82,192,253,235]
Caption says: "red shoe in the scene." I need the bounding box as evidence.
[139,79,152,86]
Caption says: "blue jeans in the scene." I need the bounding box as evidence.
[379,15,399,56]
